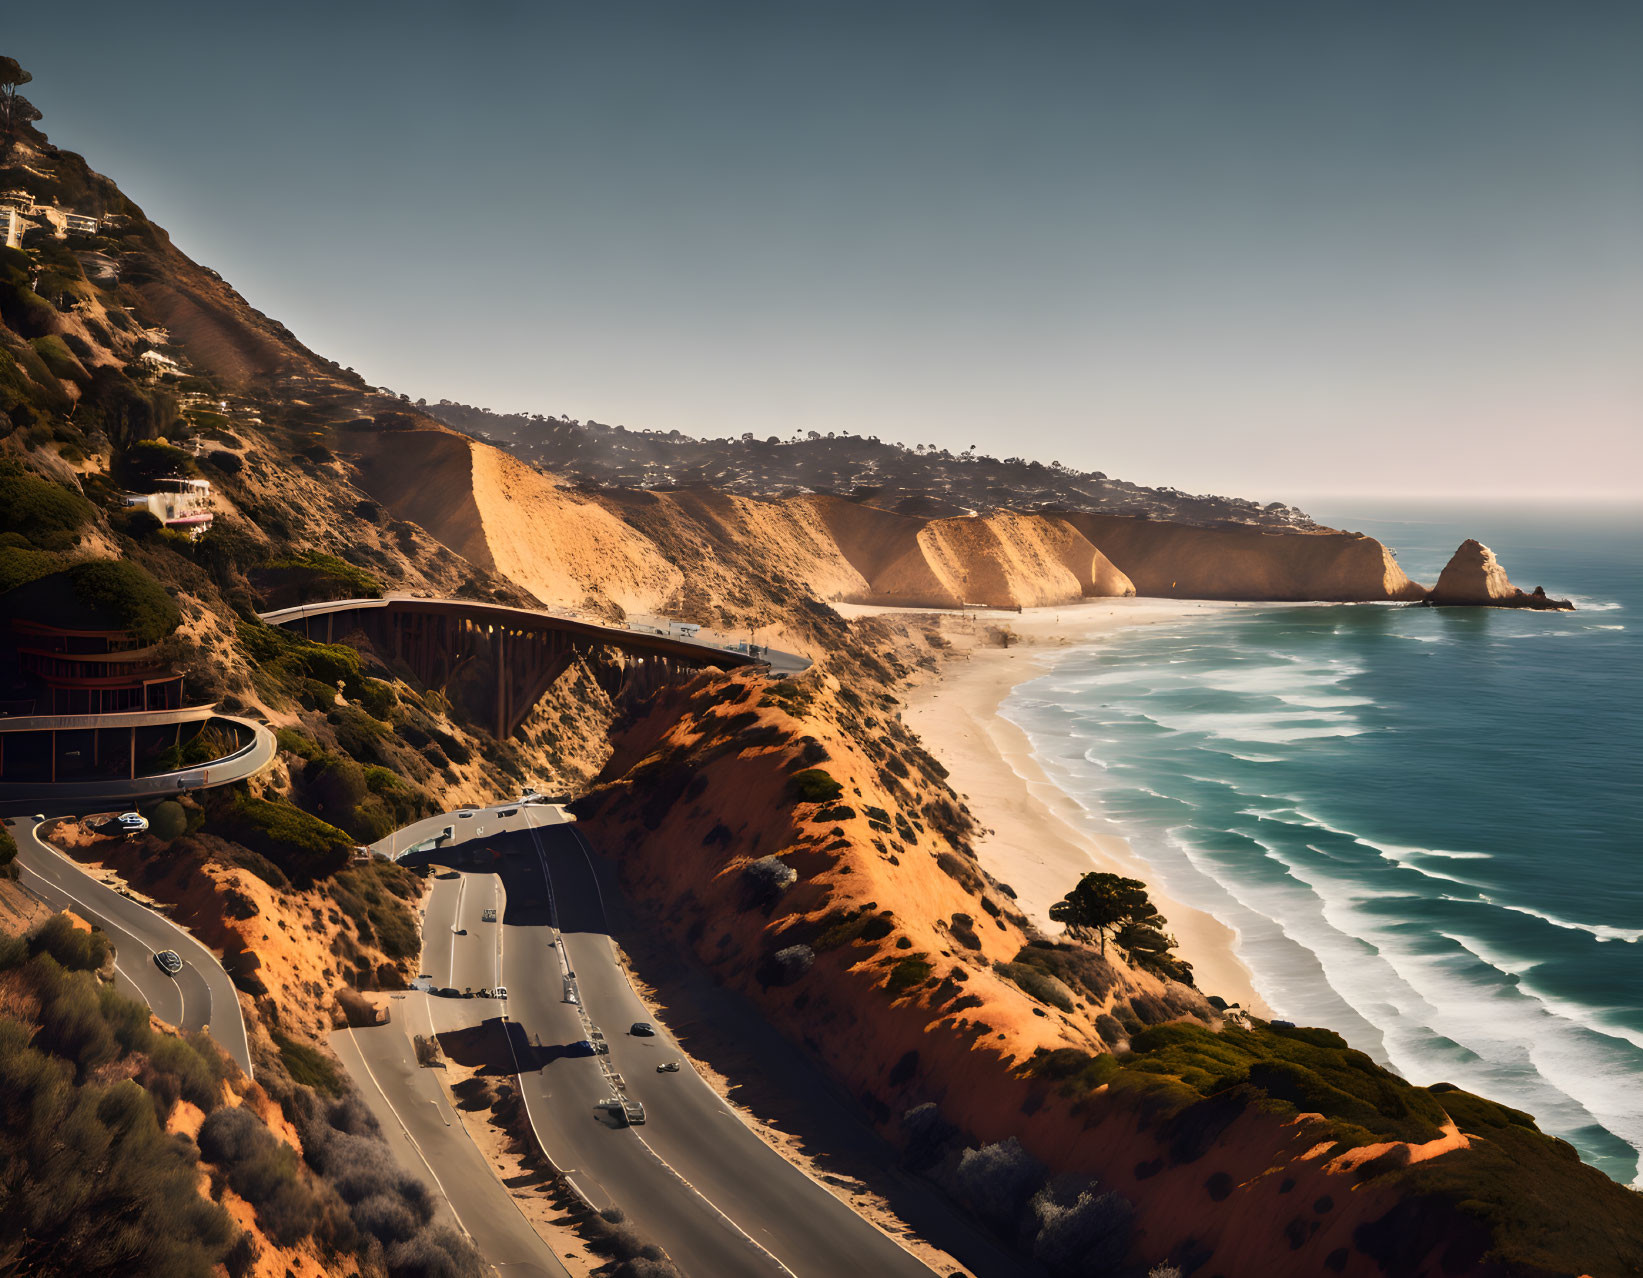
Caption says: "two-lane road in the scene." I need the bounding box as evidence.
[5,816,253,1076]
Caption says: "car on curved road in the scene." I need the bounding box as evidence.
[656,1060,680,1073]
[568,1040,599,1057]
[155,949,183,975]
[630,1021,655,1037]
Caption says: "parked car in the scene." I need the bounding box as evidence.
[116,812,148,834]
[482,908,497,923]
[154,950,183,975]
[630,1022,655,1037]
[656,1061,680,1074]
[493,986,508,999]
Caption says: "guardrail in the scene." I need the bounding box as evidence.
[0,715,277,804]
[0,704,218,733]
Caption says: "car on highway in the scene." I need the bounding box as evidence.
[497,807,519,818]
[154,950,183,975]
[630,1021,655,1037]
[116,812,149,834]
[656,1061,681,1073]
[568,1040,599,1057]
[458,810,475,819]
[594,1097,647,1127]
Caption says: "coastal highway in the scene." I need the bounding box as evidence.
[422,815,943,1278]
[332,1014,569,1278]
[4,815,255,1077]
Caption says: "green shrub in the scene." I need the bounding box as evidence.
[30,334,89,384]
[227,794,353,883]
[363,765,403,794]
[790,768,844,803]
[273,728,320,762]
[270,1029,343,1094]
[0,544,66,593]
[258,550,382,601]
[0,824,16,881]
[26,914,112,972]
[994,961,1075,1012]
[886,955,934,996]
[10,558,181,641]
[0,461,93,545]
[1114,1021,1448,1146]
[1025,1047,1121,1093]
[148,800,188,843]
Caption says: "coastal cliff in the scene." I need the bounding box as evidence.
[1428,539,1574,610]
[1062,513,1429,602]
[351,426,1440,615]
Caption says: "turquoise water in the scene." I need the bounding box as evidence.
[1001,501,1642,1184]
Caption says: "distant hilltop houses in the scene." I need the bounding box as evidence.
[0,187,117,248]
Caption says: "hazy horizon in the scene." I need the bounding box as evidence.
[7,1,1640,503]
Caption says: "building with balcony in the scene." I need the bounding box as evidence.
[126,477,214,536]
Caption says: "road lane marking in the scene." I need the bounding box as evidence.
[344,1026,479,1248]
[558,820,939,1276]
[17,856,185,1027]
[18,820,254,1079]
[521,810,798,1278]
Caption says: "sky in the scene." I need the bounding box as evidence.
[7,2,1640,502]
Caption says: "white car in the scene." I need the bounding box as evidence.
[116,812,149,834]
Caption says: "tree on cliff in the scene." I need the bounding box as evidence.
[1052,872,1194,982]
[1049,872,1151,955]
[0,57,41,159]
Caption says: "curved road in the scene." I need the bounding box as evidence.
[333,1005,569,1278]
[0,714,278,812]
[417,814,943,1278]
[5,815,254,1077]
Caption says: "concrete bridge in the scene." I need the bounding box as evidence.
[259,595,808,738]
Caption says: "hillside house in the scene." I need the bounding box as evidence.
[125,477,214,536]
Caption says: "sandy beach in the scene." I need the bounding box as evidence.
[838,597,1273,1016]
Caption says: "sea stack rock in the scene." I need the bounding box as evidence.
[1427,539,1573,610]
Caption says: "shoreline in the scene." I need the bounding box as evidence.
[850,597,1274,1018]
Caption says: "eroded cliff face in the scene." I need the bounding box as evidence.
[1063,513,1429,602]
[358,427,1475,616]
[1429,539,1573,609]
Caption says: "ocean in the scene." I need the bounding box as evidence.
[1001,500,1643,1185]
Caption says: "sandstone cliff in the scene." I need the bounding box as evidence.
[1428,539,1574,609]
[351,426,1475,617]
[1062,513,1429,602]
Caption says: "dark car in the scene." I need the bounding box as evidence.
[630,1021,655,1037]
[155,950,183,975]
[568,1040,598,1057]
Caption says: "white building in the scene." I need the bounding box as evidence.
[126,477,214,537]
[1,207,20,250]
